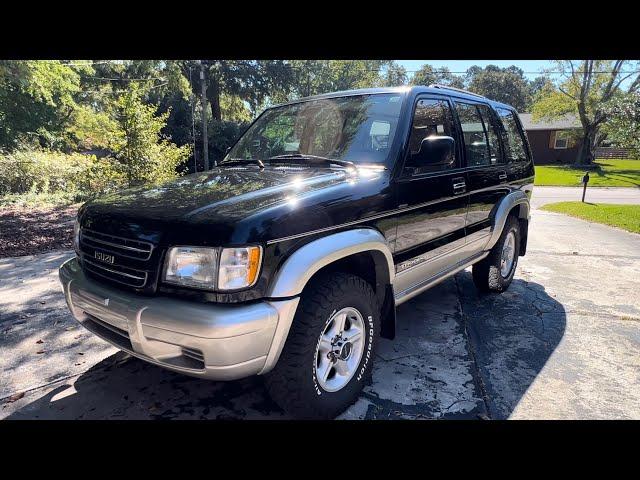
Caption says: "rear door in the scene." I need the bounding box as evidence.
[453,100,510,244]
[494,106,536,191]
[393,95,469,295]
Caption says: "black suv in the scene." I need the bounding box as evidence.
[59,85,534,419]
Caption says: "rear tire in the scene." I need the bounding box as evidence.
[265,272,379,419]
[472,215,520,293]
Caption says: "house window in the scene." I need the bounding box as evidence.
[554,131,569,149]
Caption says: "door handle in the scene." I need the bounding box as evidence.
[452,177,466,195]
[498,172,508,182]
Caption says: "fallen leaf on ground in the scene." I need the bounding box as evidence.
[8,392,25,402]
[36,339,43,344]
[36,350,46,354]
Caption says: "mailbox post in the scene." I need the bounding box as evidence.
[582,171,590,202]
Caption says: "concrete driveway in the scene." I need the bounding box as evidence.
[531,186,640,208]
[1,208,639,419]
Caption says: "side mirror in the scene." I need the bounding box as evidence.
[409,136,455,170]
[225,146,231,155]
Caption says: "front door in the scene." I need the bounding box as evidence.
[393,95,469,297]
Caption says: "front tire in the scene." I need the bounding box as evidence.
[265,272,379,419]
[472,215,520,293]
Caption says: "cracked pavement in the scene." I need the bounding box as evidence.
[1,208,639,419]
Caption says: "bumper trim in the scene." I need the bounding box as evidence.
[59,257,299,381]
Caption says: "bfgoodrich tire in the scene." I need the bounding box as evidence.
[265,272,379,419]
[472,215,520,293]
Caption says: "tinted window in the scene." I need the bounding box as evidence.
[476,104,503,164]
[496,108,528,162]
[227,94,403,165]
[405,98,457,173]
[455,102,492,167]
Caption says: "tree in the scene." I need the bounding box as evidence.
[287,60,389,98]
[182,60,293,122]
[0,60,88,150]
[76,60,195,149]
[532,60,640,165]
[602,91,640,157]
[381,62,408,87]
[529,75,552,99]
[465,65,532,111]
[411,65,464,88]
[110,84,191,186]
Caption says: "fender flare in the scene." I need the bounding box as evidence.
[486,190,530,250]
[267,228,395,298]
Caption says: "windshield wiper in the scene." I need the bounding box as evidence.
[219,158,265,169]
[267,154,355,170]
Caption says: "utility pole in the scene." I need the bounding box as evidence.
[189,66,197,173]
[199,60,209,170]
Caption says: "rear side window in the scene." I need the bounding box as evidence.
[496,107,528,162]
[406,98,457,173]
[476,104,503,164]
[454,102,492,167]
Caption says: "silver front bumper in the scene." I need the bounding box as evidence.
[59,258,299,380]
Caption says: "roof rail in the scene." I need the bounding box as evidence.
[428,84,485,98]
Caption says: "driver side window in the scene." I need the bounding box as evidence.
[405,98,457,174]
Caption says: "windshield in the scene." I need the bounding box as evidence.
[225,93,404,166]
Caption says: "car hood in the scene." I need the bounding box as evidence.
[80,165,392,246]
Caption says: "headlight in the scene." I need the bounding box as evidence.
[73,219,81,252]
[217,246,262,291]
[164,247,218,290]
[162,245,262,291]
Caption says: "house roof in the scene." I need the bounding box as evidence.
[519,113,581,131]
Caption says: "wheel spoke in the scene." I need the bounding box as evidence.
[318,358,334,382]
[345,330,362,345]
[333,360,350,377]
[334,312,347,333]
[318,336,333,354]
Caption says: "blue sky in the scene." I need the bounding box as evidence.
[396,60,553,80]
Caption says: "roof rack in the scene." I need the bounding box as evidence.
[428,84,485,98]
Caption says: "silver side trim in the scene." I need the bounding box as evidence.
[396,236,466,274]
[268,228,395,298]
[394,251,489,305]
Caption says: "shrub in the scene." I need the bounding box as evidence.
[0,148,125,202]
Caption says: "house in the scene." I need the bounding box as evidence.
[518,113,582,164]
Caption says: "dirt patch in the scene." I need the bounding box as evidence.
[0,204,80,258]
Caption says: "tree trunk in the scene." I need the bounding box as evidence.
[207,77,222,121]
[576,125,597,165]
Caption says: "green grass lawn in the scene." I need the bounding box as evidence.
[541,202,640,233]
[534,159,640,187]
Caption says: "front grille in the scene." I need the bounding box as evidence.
[81,228,154,261]
[79,228,157,289]
[82,257,148,288]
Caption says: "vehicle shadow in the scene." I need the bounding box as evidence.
[455,271,567,419]
[4,271,566,420]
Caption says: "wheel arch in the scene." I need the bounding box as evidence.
[266,228,397,340]
[267,228,395,299]
[486,190,530,251]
